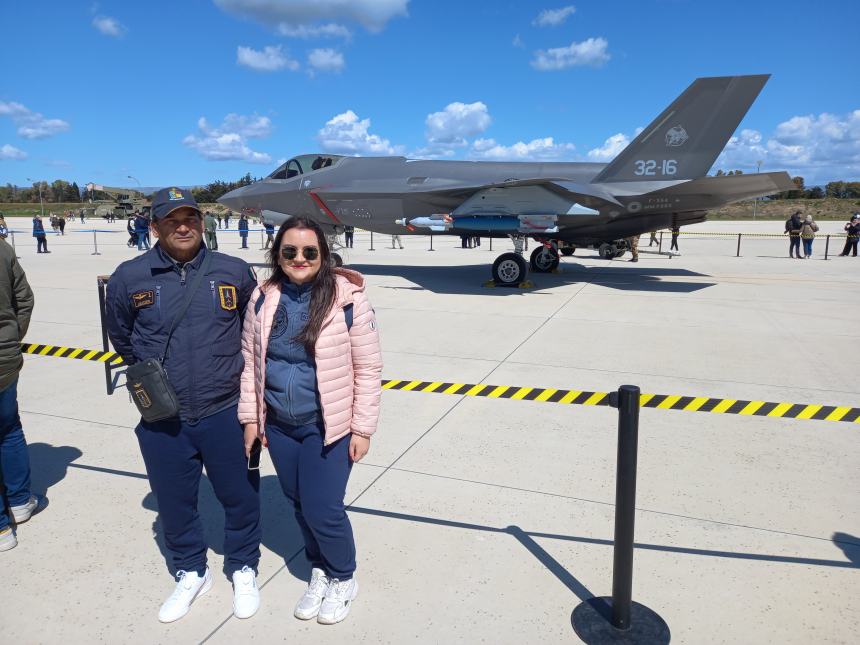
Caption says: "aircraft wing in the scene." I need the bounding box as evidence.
[644,171,795,203]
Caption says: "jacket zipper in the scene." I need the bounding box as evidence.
[210,280,216,312]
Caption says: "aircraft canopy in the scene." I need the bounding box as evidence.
[267,154,345,179]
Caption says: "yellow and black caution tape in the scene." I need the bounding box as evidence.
[20,343,859,424]
[381,379,859,424]
[21,343,123,364]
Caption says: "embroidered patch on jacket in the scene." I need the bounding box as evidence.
[131,290,154,309]
[218,285,238,310]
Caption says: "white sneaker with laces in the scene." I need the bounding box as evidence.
[232,566,260,619]
[317,576,358,625]
[294,568,330,620]
[158,568,212,623]
[10,495,38,524]
[0,527,17,551]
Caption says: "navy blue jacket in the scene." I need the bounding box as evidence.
[106,243,256,423]
[238,218,249,236]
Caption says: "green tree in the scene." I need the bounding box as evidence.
[805,186,824,199]
[825,181,846,198]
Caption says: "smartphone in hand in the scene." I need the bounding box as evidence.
[248,438,262,470]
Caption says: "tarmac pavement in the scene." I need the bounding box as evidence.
[2,218,858,644]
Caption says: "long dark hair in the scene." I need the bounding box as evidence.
[265,217,337,356]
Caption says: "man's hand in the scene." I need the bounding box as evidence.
[349,434,370,463]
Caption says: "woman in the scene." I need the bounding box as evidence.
[238,218,382,626]
[32,215,49,253]
[800,215,818,259]
[839,213,859,257]
[238,214,249,249]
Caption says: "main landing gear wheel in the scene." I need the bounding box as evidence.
[598,243,615,260]
[330,252,343,267]
[492,252,528,285]
[529,246,560,273]
[560,247,575,257]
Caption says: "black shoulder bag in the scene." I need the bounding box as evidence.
[126,252,212,422]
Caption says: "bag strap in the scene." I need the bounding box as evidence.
[159,250,213,363]
[344,302,354,331]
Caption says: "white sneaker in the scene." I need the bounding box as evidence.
[10,495,38,524]
[294,567,330,620]
[158,569,212,623]
[0,527,17,551]
[232,566,260,619]
[317,577,358,625]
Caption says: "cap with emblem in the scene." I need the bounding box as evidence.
[150,187,201,221]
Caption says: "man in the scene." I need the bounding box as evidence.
[238,214,249,249]
[839,213,859,257]
[343,225,354,248]
[670,225,680,252]
[32,215,49,254]
[204,211,219,250]
[391,234,404,249]
[784,211,804,258]
[0,235,37,552]
[106,187,261,623]
[135,211,151,251]
[648,231,659,246]
[263,221,274,249]
[224,211,231,229]
[627,234,639,262]
[216,212,223,229]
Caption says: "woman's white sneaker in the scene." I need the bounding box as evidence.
[232,566,260,619]
[294,567,330,620]
[158,569,212,623]
[0,527,17,551]
[10,495,38,524]
[317,577,358,625]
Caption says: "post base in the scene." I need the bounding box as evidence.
[572,598,669,644]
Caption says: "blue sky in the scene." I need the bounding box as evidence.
[2,0,858,188]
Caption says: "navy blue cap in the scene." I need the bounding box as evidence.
[150,187,200,221]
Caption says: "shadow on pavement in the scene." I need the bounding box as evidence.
[27,442,83,496]
[832,532,860,566]
[346,262,716,295]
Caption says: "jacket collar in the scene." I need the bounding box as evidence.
[148,242,207,273]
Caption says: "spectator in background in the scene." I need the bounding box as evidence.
[217,212,223,229]
[649,231,659,246]
[800,215,819,259]
[0,215,8,239]
[839,213,860,257]
[79,208,85,224]
[58,212,66,236]
[126,216,137,248]
[134,211,151,251]
[0,232,37,552]
[204,211,219,251]
[33,215,49,254]
[627,234,640,262]
[263,221,275,249]
[785,211,804,258]
[49,213,59,233]
[670,225,680,252]
[224,211,231,229]
[238,213,249,249]
[343,225,354,249]
[391,234,404,249]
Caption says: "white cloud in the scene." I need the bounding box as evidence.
[716,110,860,183]
[425,102,491,145]
[469,137,575,161]
[183,113,273,163]
[588,133,630,161]
[92,15,126,37]
[0,144,27,160]
[307,48,345,74]
[0,101,70,139]
[317,110,402,155]
[278,22,351,39]
[531,37,609,70]
[237,45,299,72]
[533,6,576,27]
[215,0,408,33]
[512,34,524,48]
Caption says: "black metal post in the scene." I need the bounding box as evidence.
[571,385,669,644]
[736,233,742,257]
[658,231,663,254]
[369,231,375,251]
[824,235,830,260]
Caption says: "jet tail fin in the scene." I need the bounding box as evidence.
[592,75,770,184]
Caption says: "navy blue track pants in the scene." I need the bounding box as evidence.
[136,404,261,576]
[266,423,356,580]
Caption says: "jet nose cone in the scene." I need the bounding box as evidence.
[218,185,249,212]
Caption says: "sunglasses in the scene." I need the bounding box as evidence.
[280,245,320,261]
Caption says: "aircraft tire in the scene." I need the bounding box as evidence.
[560,247,575,256]
[492,252,527,285]
[331,252,344,267]
[529,246,559,273]
[598,243,615,260]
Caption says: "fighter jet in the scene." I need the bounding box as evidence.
[219,75,793,284]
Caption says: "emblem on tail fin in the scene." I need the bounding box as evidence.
[665,126,689,147]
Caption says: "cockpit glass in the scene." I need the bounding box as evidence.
[267,154,344,179]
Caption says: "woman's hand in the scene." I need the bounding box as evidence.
[244,423,261,457]
[349,434,370,463]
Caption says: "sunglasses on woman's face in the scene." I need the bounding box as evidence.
[280,245,320,261]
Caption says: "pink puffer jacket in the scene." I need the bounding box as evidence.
[238,268,382,445]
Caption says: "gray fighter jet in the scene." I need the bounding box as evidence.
[219,75,793,284]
